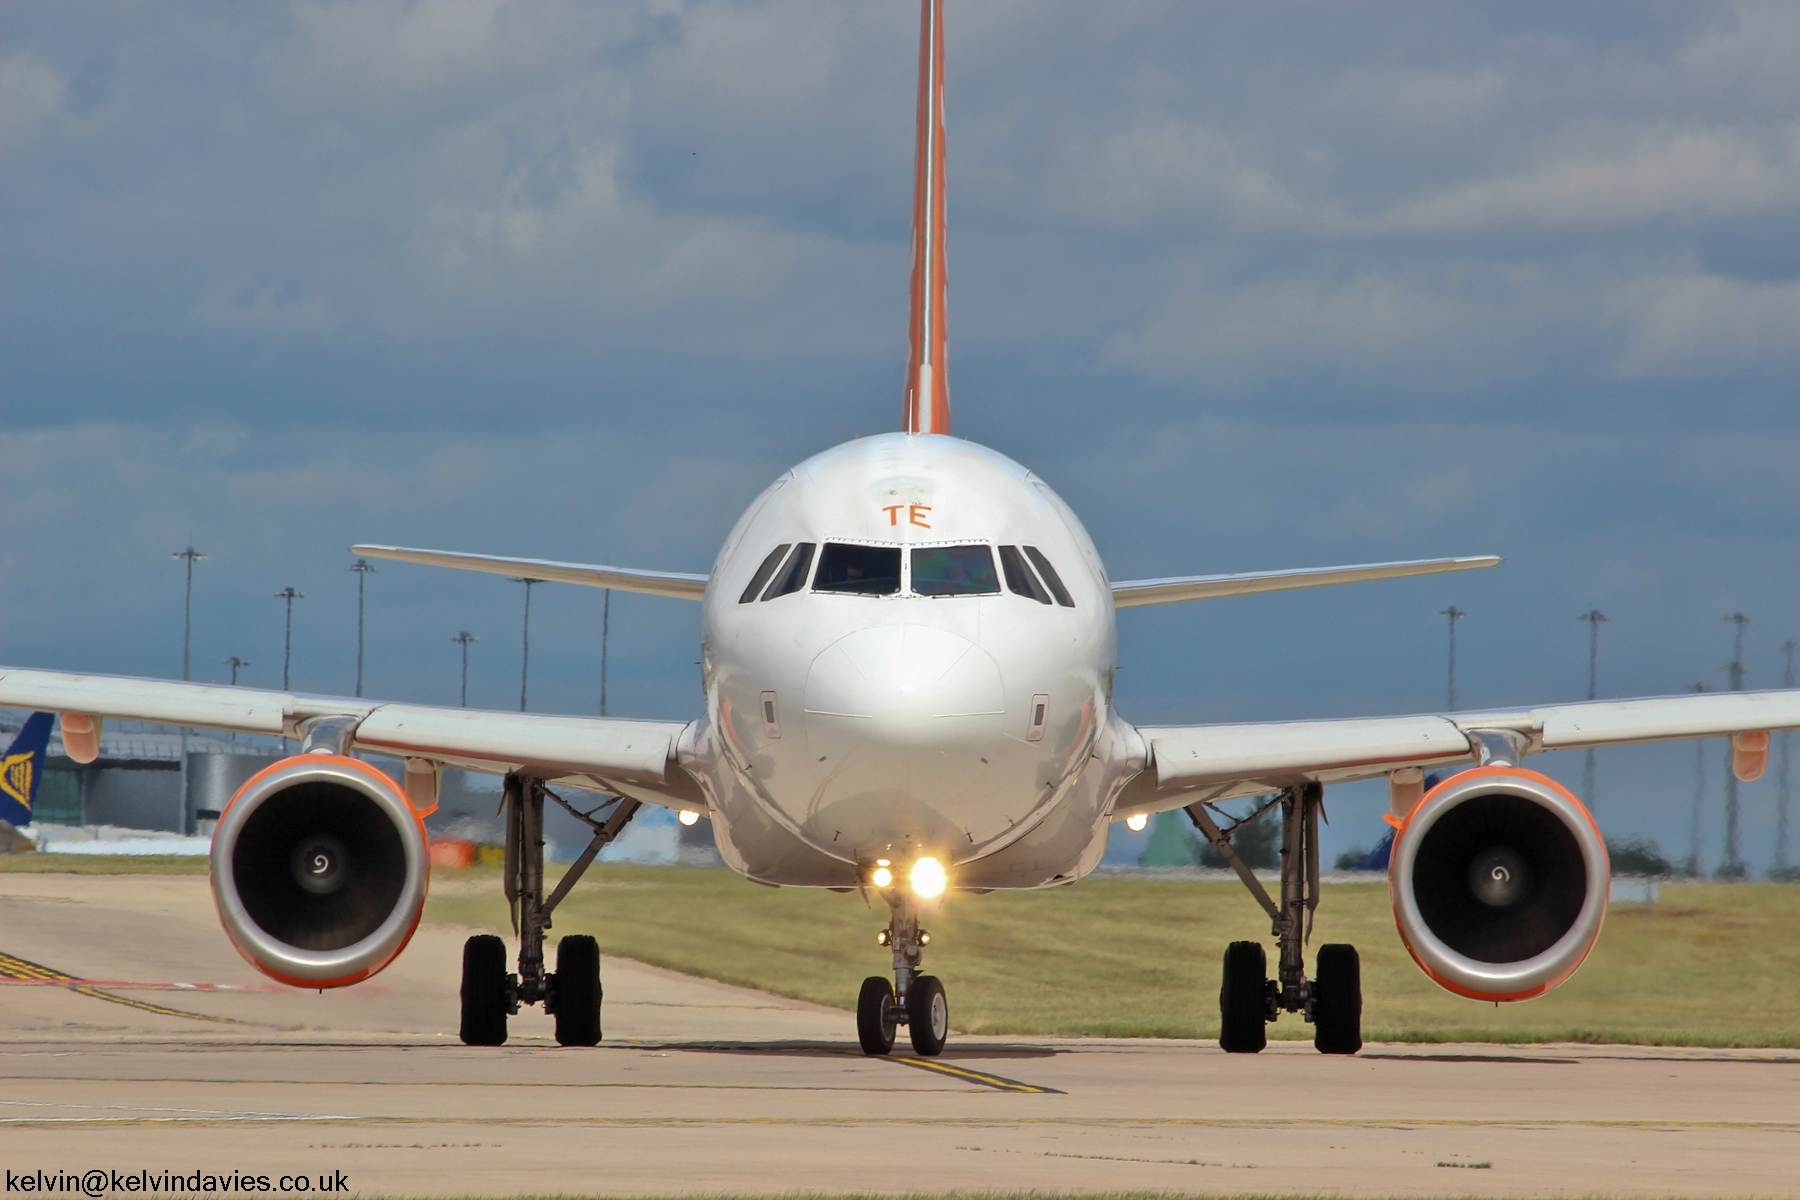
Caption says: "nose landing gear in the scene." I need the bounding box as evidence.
[856,885,948,1056]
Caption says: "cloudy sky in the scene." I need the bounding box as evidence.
[3,0,1799,869]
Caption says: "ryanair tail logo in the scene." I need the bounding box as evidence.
[0,753,33,813]
[0,712,53,828]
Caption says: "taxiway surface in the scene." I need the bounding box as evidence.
[1,871,1796,1197]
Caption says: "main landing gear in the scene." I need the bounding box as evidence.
[1189,781,1362,1055]
[459,773,640,1048]
[856,883,949,1057]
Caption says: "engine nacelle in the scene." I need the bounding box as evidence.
[211,754,430,988]
[1390,766,1608,1002]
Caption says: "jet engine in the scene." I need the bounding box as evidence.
[211,754,430,988]
[1390,766,1608,1002]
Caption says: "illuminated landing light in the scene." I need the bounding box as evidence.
[910,856,947,899]
[871,866,894,889]
[1125,812,1149,833]
[677,810,700,827]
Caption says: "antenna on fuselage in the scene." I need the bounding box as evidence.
[901,0,950,436]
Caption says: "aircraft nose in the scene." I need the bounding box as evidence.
[803,624,1004,743]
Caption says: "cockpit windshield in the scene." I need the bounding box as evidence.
[910,545,999,596]
[814,543,901,595]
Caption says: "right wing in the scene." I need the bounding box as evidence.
[1117,688,1800,816]
[1110,555,1501,609]
[0,666,703,810]
[352,544,709,601]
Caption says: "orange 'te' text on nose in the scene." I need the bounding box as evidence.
[881,504,933,528]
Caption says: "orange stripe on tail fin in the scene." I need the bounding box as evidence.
[902,0,950,436]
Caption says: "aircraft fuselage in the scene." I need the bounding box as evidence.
[683,432,1145,890]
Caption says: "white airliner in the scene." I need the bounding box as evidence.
[4,1,1797,1057]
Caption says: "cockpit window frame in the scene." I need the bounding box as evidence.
[812,541,904,597]
[739,543,792,604]
[909,544,1001,598]
[760,542,817,600]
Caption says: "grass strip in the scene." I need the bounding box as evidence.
[0,853,208,874]
[428,865,1800,1046]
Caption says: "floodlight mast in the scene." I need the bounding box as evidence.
[1440,606,1467,711]
[1685,681,1710,876]
[1577,609,1608,808]
[509,578,542,712]
[1778,640,1797,878]
[451,631,478,708]
[348,558,377,698]
[1721,613,1750,879]
[173,544,206,835]
[275,587,304,691]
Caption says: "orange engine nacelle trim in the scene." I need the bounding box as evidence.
[1388,765,1608,1003]
[210,754,431,989]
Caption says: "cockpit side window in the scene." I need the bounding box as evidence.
[814,543,901,595]
[910,545,1000,596]
[1024,546,1075,607]
[761,542,816,600]
[997,545,1051,605]
[738,544,792,604]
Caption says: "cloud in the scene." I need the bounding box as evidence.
[0,54,65,159]
[1610,271,1800,378]
[1375,125,1800,234]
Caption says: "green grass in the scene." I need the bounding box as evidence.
[427,865,1800,1047]
[0,852,209,874]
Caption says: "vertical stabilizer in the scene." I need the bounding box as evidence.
[0,712,53,829]
[902,0,950,436]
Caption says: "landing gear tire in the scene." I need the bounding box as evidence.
[1218,940,1268,1054]
[459,934,509,1046]
[907,974,949,1057]
[1312,943,1362,1055]
[857,976,897,1055]
[553,935,602,1047]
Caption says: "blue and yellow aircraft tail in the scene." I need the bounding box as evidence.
[0,712,54,829]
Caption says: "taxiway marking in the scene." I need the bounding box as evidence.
[0,950,241,1025]
[886,1055,1062,1093]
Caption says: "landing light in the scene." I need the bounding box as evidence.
[871,866,894,889]
[910,856,947,899]
[1125,812,1149,832]
[677,810,700,827]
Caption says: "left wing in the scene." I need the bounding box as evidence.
[0,667,702,810]
[1111,555,1501,609]
[1115,688,1800,817]
[353,544,709,601]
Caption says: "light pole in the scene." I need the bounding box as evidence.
[1777,640,1796,878]
[1720,613,1749,879]
[509,578,542,712]
[1686,681,1710,877]
[275,587,304,691]
[223,656,248,685]
[1577,609,1608,807]
[173,545,207,834]
[451,631,478,708]
[172,545,207,681]
[599,589,611,717]
[348,558,376,698]
[1440,606,1467,711]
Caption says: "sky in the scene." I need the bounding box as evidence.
[2,0,1799,872]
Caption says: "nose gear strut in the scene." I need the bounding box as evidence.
[856,880,949,1056]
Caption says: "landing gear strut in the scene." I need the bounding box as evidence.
[856,884,948,1057]
[458,773,640,1047]
[1188,781,1362,1055]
